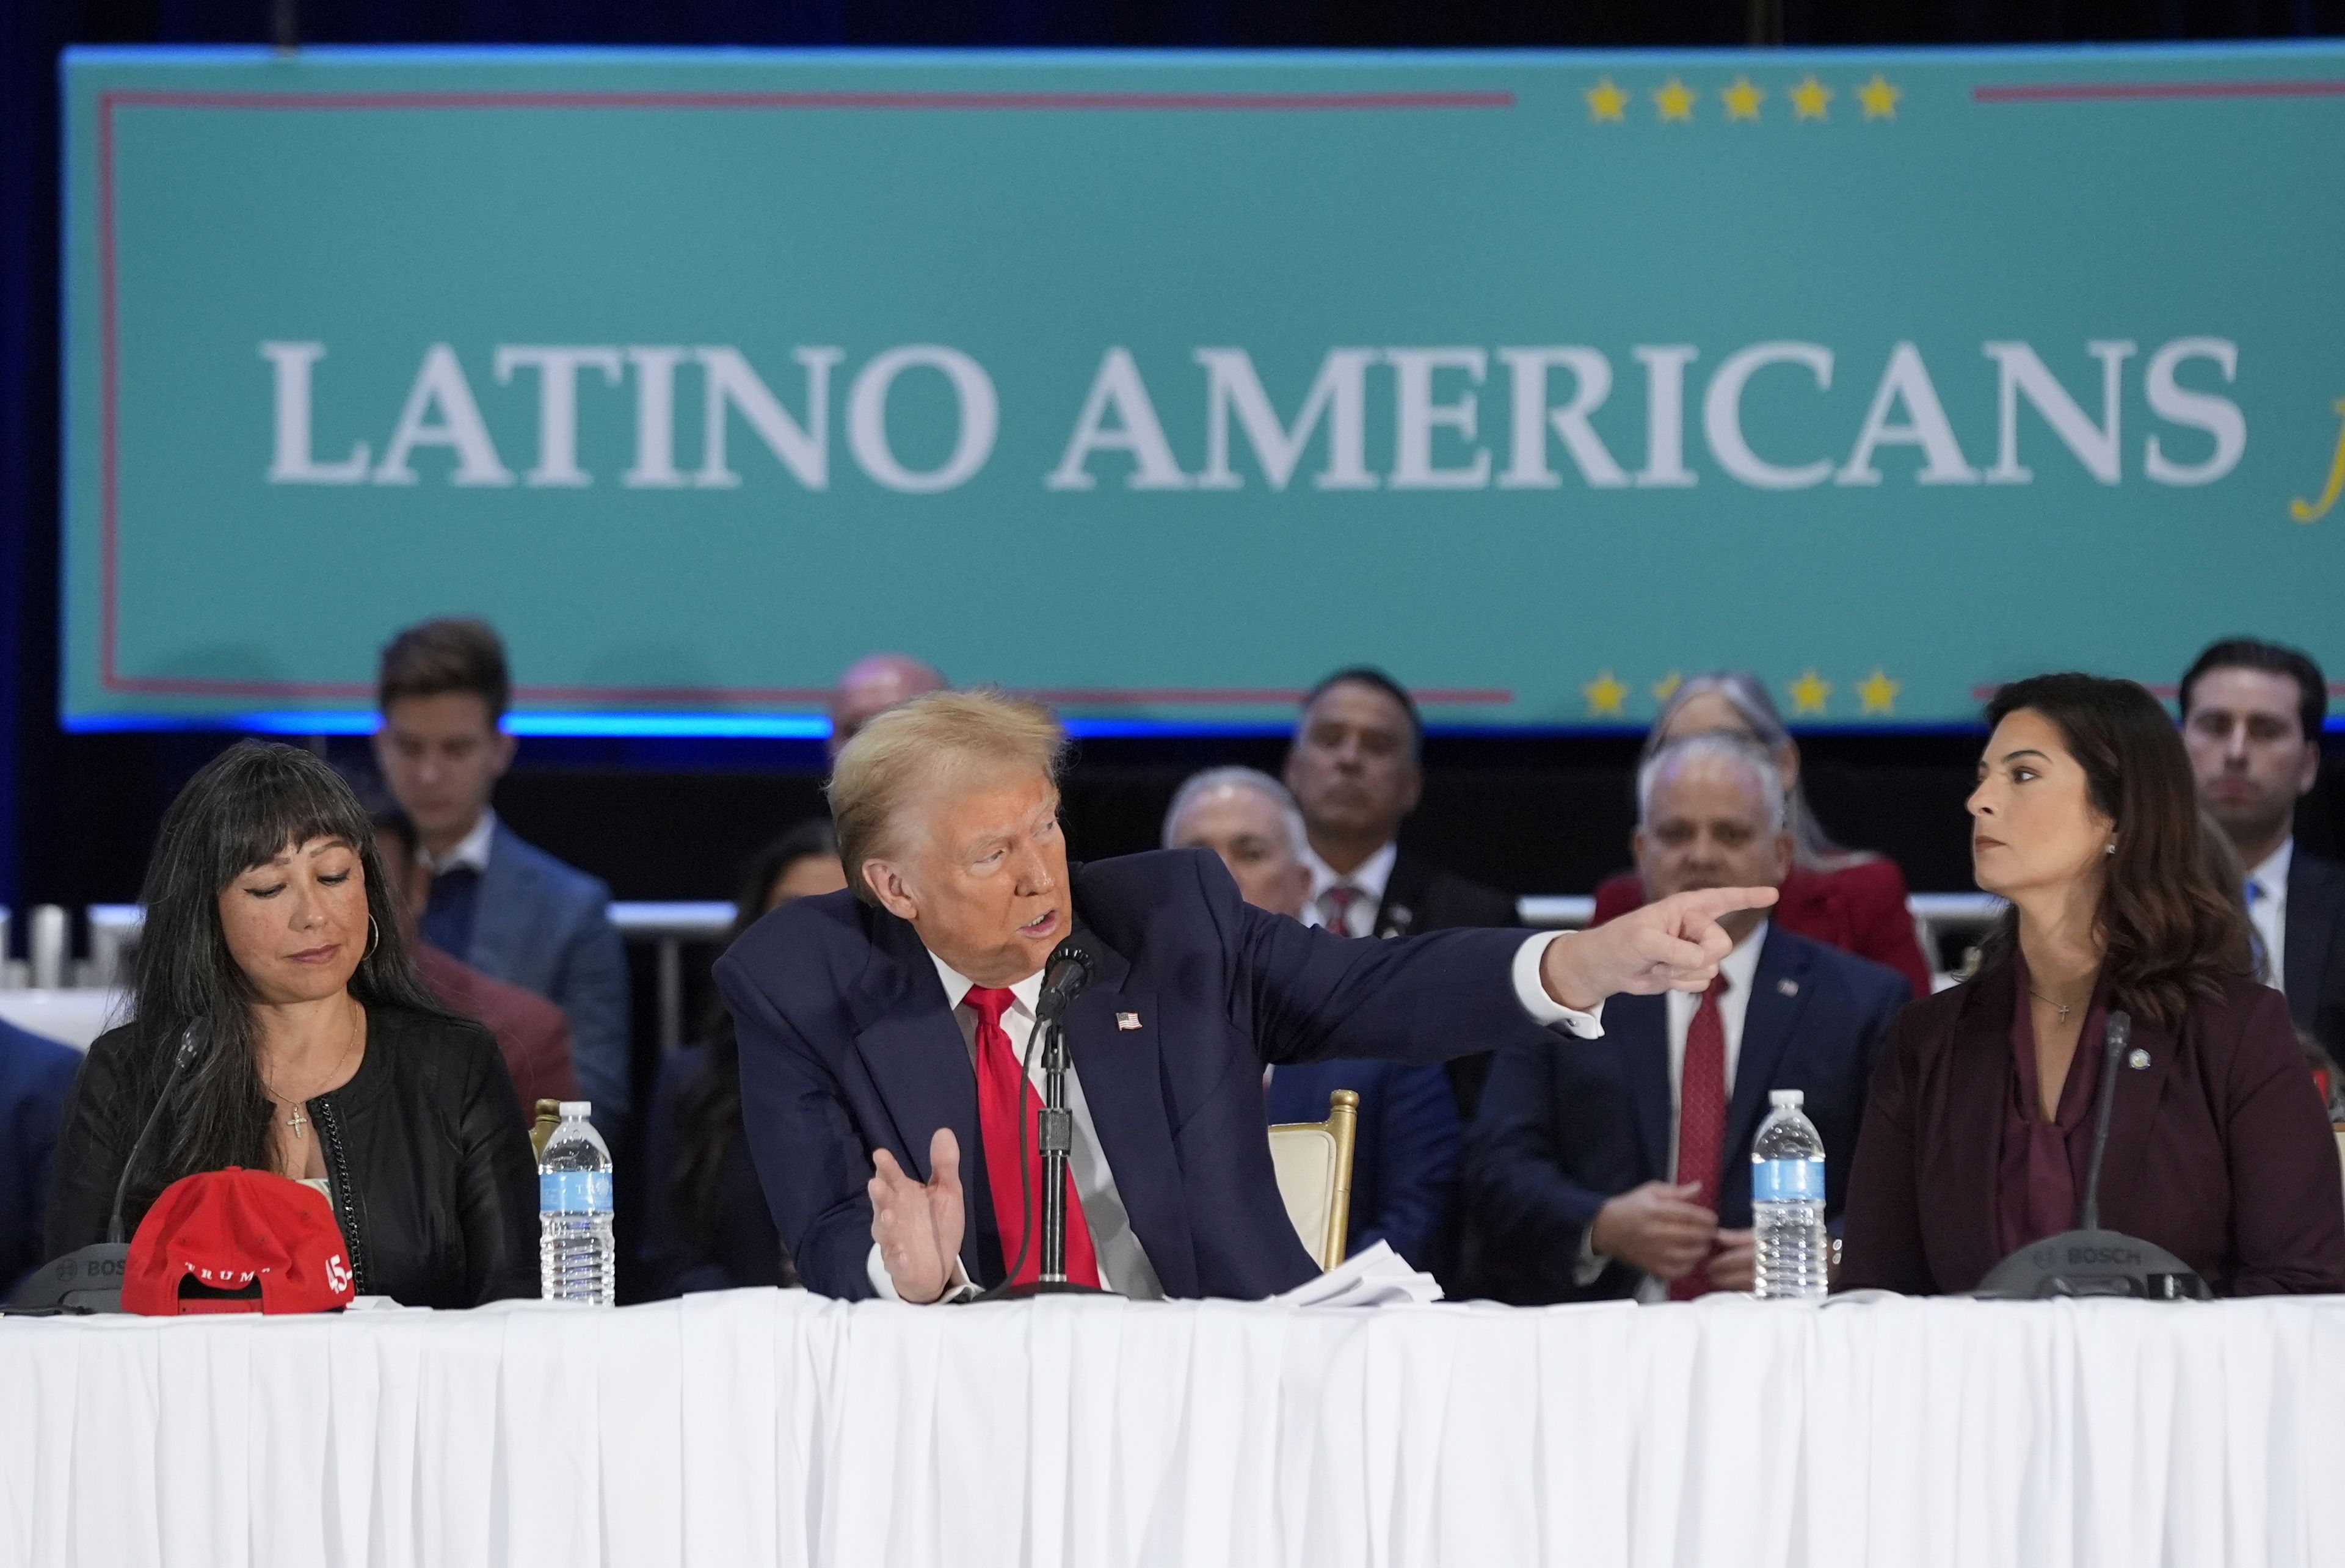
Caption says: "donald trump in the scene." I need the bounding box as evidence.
[716,690,1775,1302]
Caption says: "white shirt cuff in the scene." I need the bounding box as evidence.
[1513,932,1605,1037]
[867,1242,971,1304]
[1574,1224,1613,1288]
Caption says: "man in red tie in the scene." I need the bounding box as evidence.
[1462,734,1910,1305]
[718,692,1781,1304]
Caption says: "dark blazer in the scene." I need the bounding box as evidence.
[636,1044,794,1299]
[1465,926,1908,1304]
[47,1006,541,1308]
[1839,963,2345,1297]
[1377,847,1519,1129]
[467,824,631,1120]
[2285,847,2345,1062]
[1373,847,1518,938]
[1265,1057,1461,1271]
[713,847,1542,1302]
[1,1020,84,1299]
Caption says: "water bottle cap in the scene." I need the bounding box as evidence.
[559,1100,592,1120]
[1769,1089,1804,1108]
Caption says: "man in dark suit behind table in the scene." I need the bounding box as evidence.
[1466,734,1908,1304]
[715,690,1774,1304]
[1161,765,1462,1274]
[2179,637,2345,1061]
[1282,668,1518,1123]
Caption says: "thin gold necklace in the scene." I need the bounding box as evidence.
[264,1004,363,1140]
[2028,986,2084,1025]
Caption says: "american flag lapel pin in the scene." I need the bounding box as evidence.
[1116,1012,1143,1031]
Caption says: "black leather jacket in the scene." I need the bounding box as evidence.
[46,1004,539,1308]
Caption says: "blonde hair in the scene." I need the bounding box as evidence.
[827,688,1066,905]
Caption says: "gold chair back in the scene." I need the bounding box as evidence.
[1267,1089,1361,1272]
[531,1099,564,1160]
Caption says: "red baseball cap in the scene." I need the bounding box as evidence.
[123,1167,356,1316]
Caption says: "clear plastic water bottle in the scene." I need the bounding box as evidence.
[539,1101,615,1305]
[1751,1089,1830,1301]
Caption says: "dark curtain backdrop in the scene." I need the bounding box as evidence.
[5,0,2343,926]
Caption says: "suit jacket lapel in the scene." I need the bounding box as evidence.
[1725,931,1811,1162]
[847,912,986,1284]
[1612,994,1674,1180]
[1940,967,2018,1283]
[2286,855,2341,1032]
[466,821,525,973]
[1061,927,1198,1298]
[2093,1008,2177,1231]
[1376,848,1425,937]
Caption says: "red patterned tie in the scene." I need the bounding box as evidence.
[1320,884,1364,936]
[964,986,1102,1288]
[1670,971,1732,1302]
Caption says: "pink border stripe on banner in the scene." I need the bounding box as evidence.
[94,86,1514,708]
[1975,79,2345,102]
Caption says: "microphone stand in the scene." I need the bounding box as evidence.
[1000,1009,1107,1299]
[6,1023,205,1314]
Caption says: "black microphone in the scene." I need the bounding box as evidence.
[109,1022,208,1243]
[7,1021,206,1314]
[1033,942,1096,1024]
[1972,1007,2209,1301]
[2077,1011,2129,1233]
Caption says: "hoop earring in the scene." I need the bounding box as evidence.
[2104,842,2117,856]
[365,916,381,959]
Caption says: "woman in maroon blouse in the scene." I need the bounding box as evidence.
[1839,673,2345,1297]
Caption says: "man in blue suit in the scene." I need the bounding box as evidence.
[373,618,631,1123]
[1466,733,1908,1304]
[1,1018,82,1299]
[716,691,1774,1304]
[1162,766,1461,1272]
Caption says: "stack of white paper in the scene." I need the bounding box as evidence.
[1275,1241,1444,1308]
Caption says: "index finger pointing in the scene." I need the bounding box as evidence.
[1668,885,1780,929]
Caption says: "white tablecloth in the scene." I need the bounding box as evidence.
[2,1290,2340,1568]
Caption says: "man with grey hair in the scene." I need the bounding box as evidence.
[1464,733,1910,1305]
[719,689,1779,1304]
[1164,768,1463,1272]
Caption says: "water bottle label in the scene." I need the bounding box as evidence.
[1752,1158,1823,1203]
[540,1171,613,1213]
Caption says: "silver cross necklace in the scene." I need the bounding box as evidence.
[267,1007,363,1141]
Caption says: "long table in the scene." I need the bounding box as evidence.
[2,1290,2339,1567]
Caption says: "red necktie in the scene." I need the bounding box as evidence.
[1320,884,1364,935]
[964,986,1102,1288]
[1670,971,1732,1302]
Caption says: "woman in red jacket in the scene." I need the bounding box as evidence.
[1590,671,1935,996]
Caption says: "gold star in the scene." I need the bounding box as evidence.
[1721,77,1764,121]
[1652,672,1684,704]
[1654,78,1696,122]
[1790,74,1833,120]
[1857,668,1901,716]
[1584,670,1629,717]
[1788,669,1832,716]
[1586,77,1628,122]
[1858,73,1901,120]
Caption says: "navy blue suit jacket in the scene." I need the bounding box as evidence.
[1265,1058,1461,1271]
[467,823,631,1119]
[714,848,1541,1301]
[1,1020,84,1298]
[1464,925,1907,1304]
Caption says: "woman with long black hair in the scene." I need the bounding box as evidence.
[638,820,845,1297]
[45,741,539,1307]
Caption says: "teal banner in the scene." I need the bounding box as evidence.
[59,45,2345,730]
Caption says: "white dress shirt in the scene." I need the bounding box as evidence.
[421,807,497,876]
[1301,841,1398,937]
[1582,920,1769,1301]
[2246,839,2292,991]
[872,931,1603,1302]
